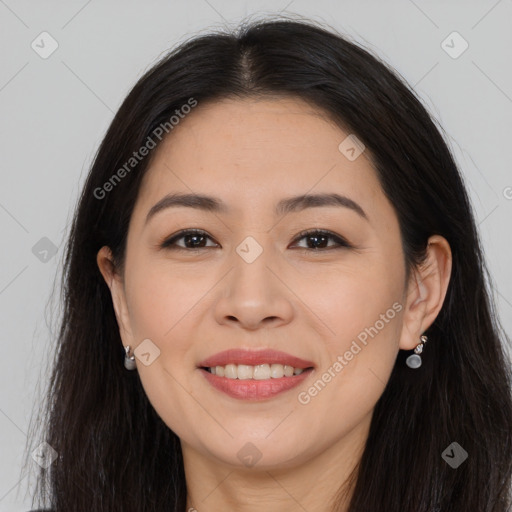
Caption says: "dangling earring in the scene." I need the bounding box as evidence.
[406,334,428,369]
[124,345,136,370]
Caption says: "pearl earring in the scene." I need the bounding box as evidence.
[406,335,428,369]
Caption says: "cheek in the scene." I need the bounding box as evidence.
[298,259,403,415]
[122,262,206,439]
[124,258,202,342]
[305,257,403,347]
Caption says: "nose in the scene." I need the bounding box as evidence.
[213,244,294,331]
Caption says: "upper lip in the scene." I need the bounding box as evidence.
[198,349,315,369]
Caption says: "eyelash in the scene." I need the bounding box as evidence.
[160,228,352,253]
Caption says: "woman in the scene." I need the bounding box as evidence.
[26,16,512,512]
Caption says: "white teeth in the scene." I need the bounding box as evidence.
[253,364,271,380]
[207,363,309,379]
[237,364,253,380]
[224,364,237,379]
[270,363,284,378]
[283,365,294,377]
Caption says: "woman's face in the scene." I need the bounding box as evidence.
[99,97,425,470]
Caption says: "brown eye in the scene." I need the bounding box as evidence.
[291,229,352,251]
[161,229,218,250]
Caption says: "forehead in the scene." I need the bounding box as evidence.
[133,96,384,221]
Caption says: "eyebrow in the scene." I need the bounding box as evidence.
[145,192,368,225]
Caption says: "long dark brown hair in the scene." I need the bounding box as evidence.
[24,15,512,512]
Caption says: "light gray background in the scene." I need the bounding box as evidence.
[1,1,511,510]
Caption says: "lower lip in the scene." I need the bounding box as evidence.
[200,368,313,400]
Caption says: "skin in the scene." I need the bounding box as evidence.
[97,97,452,512]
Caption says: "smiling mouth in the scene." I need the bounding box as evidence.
[200,363,314,380]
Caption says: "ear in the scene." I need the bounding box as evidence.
[96,246,135,347]
[398,235,452,350]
